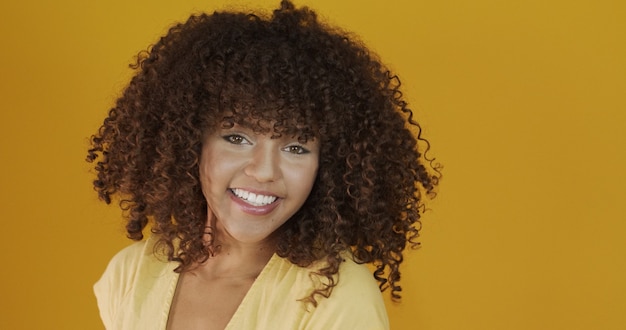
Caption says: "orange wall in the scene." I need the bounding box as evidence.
[1,0,624,329]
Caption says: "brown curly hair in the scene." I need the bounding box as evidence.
[87,0,441,304]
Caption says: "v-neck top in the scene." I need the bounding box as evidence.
[94,236,389,329]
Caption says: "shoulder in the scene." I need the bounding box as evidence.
[95,237,161,291]
[105,239,152,271]
[93,236,169,328]
[305,254,390,330]
[94,240,149,295]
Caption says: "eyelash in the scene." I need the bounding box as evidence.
[283,145,310,154]
[222,134,310,154]
[223,134,249,145]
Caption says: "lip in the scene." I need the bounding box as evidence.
[228,189,281,216]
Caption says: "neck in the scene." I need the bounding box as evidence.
[198,223,277,279]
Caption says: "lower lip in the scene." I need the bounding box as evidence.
[229,190,281,216]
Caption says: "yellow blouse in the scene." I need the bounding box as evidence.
[94,236,389,329]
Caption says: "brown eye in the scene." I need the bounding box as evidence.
[284,145,309,154]
[223,134,249,145]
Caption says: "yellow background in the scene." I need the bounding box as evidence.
[1,0,624,329]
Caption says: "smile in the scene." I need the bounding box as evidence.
[231,188,278,206]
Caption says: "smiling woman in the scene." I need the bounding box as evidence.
[87,1,440,329]
[198,125,320,244]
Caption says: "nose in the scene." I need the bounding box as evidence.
[244,144,280,182]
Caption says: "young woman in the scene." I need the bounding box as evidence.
[88,1,440,329]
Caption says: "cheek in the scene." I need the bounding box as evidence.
[200,155,241,194]
[285,163,319,196]
[199,155,219,196]
[198,164,212,199]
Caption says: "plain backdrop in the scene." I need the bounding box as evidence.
[0,0,624,329]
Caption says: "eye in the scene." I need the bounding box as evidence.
[222,134,250,145]
[283,145,310,154]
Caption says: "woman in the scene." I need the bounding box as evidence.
[88,1,440,329]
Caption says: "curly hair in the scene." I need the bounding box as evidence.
[87,0,441,305]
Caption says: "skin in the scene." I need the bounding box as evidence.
[167,124,320,330]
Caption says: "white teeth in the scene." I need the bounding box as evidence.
[232,188,277,206]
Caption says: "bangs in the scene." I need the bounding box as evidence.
[194,13,326,143]
[218,93,318,144]
[210,45,319,143]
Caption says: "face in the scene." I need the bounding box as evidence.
[199,124,319,245]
